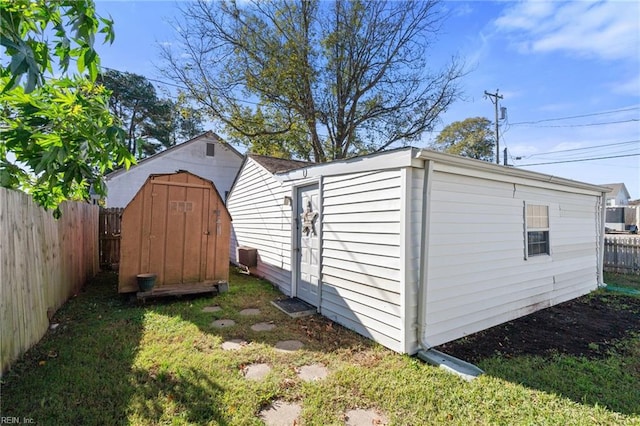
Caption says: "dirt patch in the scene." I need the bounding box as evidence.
[438,293,640,363]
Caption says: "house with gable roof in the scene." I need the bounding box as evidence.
[105,132,243,207]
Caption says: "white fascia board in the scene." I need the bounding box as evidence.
[275,147,422,182]
[416,149,610,196]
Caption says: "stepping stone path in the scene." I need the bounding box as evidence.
[221,339,247,351]
[202,305,222,313]
[296,363,328,381]
[239,308,261,315]
[275,340,304,352]
[259,400,302,426]
[251,322,276,332]
[345,408,389,426]
[242,363,271,381]
[211,319,235,328]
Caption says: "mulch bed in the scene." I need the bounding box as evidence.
[437,293,640,363]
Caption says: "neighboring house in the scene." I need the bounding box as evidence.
[601,182,630,206]
[601,183,637,231]
[105,132,243,207]
[227,148,608,355]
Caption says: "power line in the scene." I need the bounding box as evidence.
[510,106,640,125]
[514,119,639,128]
[525,140,640,158]
[517,153,640,166]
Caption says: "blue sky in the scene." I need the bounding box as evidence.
[94,0,640,198]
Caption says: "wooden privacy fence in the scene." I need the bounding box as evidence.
[604,236,640,275]
[1,188,99,375]
[99,207,123,269]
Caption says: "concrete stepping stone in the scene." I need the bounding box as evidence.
[211,319,235,328]
[239,308,261,316]
[221,339,247,351]
[251,322,276,331]
[297,363,328,381]
[259,400,301,426]
[202,305,221,313]
[345,408,388,426]
[242,363,271,380]
[275,340,304,352]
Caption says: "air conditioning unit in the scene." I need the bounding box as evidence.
[237,246,257,267]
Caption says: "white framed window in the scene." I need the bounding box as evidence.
[524,203,550,259]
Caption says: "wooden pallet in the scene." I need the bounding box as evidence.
[136,281,229,302]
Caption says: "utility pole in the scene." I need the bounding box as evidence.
[484,89,503,165]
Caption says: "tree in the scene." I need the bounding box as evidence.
[97,70,204,158]
[432,117,495,161]
[225,105,310,159]
[161,0,464,162]
[0,0,134,214]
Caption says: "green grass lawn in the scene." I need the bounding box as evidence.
[605,271,640,290]
[1,270,638,425]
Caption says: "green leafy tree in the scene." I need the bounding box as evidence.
[98,70,204,158]
[161,0,464,162]
[432,117,495,161]
[170,92,205,146]
[225,105,310,160]
[0,0,134,214]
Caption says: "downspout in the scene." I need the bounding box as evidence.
[414,154,484,381]
[416,158,434,350]
[597,191,607,287]
[317,176,324,314]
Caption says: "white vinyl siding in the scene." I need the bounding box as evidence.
[423,167,600,347]
[320,169,405,352]
[105,134,242,207]
[226,148,604,356]
[226,158,293,292]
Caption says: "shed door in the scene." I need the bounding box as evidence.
[296,184,320,306]
[147,181,215,285]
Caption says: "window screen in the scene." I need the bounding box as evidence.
[206,143,215,156]
[525,204,549,258]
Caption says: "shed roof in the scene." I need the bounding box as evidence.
[249,154,311,174]
[136,170,230,216]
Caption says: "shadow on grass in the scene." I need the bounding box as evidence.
[439,292,640,416]
[480,345,640,416]
[0,271,229,425]
[141,268,376,356]
[127,366,228,425]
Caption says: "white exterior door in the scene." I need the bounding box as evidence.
[296,184,320,306]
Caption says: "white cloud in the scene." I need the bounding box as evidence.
[453,3,474,17]
[610,74,640,96]
[537,102,576,113]
[494,1,640,62]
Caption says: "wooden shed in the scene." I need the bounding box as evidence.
[118,171,231,294]
[227,149,609,356]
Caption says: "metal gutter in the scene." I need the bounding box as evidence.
[416,149,609,194]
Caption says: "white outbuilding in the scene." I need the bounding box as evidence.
[227,148,608,355]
